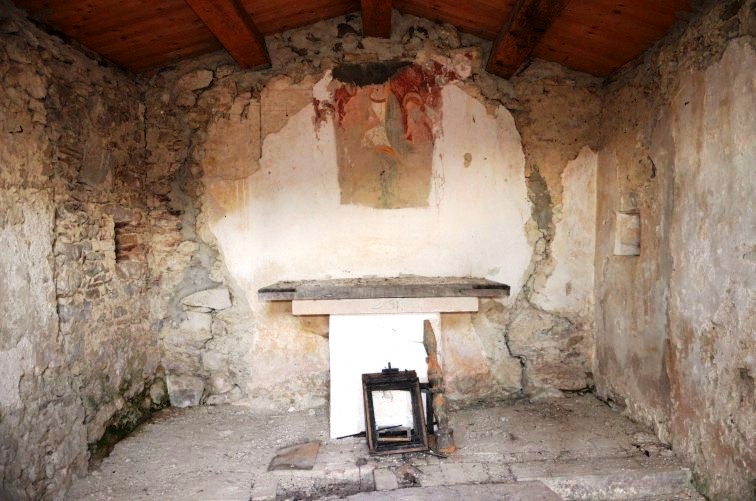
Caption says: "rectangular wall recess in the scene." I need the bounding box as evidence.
[614,212,641,256]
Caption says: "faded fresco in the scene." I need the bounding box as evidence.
[330,63,453,209]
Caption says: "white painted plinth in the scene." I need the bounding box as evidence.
[328,313,440,439]
[293,297,478,315]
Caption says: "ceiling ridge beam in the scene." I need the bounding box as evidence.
[486,0,569,78]
[184,0,270,69]
[361,0,392,38]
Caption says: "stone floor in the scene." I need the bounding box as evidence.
[67,394,703,500]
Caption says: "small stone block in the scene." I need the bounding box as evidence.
[373,468,398,491]
[250,475,277,501]
[165,374,204,408]
[360,464,376,491]
[177,69,214,91]
[418,464,445,487]
[181,287,232,310]
[440,462,489,484]
[324,464,361,483]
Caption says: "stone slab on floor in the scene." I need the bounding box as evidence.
[373,468,400,491]
[346,480,562,500]
[251,474,278,501]
[449,394,649,463]
[440,461,489,483]
[511,456,693,500]
[72,467,255,501]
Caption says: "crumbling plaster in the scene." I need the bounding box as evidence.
[2,1,751,500]
[142,11,602,415]
[594,1,755,498]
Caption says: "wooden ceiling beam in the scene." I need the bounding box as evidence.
[183,0,270,69]
[486,0,569,78]
[361,0,392,38]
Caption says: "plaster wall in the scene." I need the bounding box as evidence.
[594,1,755,497]
[533,147,597,317]
[145,13,602,412]
[204,78,532,409]
[666,38,755,498]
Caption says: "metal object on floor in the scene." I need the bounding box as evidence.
[362,367,429,455]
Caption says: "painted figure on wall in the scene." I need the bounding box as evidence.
[330,63,455,209]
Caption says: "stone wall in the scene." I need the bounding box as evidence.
[594,1,755,498]
[0,3,166,498]
[143,12,602,413]
[20,2,756,499]
[0,17,603,469]
[4,1,751,498]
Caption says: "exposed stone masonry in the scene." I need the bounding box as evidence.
[0,3,166,497]
[0,5,610,497]
[0,1,752,499]
[143,11,602,414]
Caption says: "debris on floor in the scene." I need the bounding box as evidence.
[67,394,703,500]
[269,441,322,471]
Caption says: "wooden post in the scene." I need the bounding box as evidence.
[423,320,456,454]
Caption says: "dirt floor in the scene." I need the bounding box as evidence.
[66,394,703,500]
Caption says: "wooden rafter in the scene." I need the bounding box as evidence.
[184,0,270,69]
[361,0,392,38]
[486,0,569,78]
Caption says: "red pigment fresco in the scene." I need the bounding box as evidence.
[312,98,334,130]
[329,62,459,136]
[313,62,461,209]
